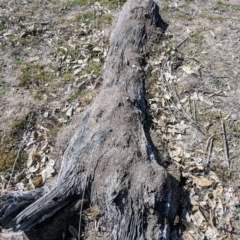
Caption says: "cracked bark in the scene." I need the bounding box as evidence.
[0,1,181,239]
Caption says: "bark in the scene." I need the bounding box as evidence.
[0,1,181,239]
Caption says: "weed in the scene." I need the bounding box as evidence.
[69,0,126,9]
[213,1,229,12]
[63,72,74,81]
[206,14,224,22]
[233,122,240,132]
[100,0,126,9]
[0,113,36,172]
[0,21,5,31]
[76,11,112,28]
[210,78,226,89]
[18,63,55,100]
[75,11,96,23]
[11,113,36,138]
[18,36,41,47]
[14,56,23,66]
[18,63,53,87]
[189,31,203,44]
[59,113,68,121]
[85,59,101,75]
[69,0,95,5]
[174,12,186,20]
[231,4,240,11]
[0,138,27,172]
[0,86,8,96]
[96,14,112,26]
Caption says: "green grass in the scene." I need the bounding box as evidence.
[18,63,56,100]
[63,72,74,81]
[75,11,112,27]
[75,10,96,22]
[189,31,204,44]
[206,14,224,22]
[69,0,126,9]
[85,59,101,75]
[14,56,23,66]
[96,14,112,25]
[18,63,53,87]
[100,0,126,9]
[0,113,36,172]
[174,12,186,19]
[69,0,95,5]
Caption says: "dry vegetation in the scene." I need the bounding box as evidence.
[0,0,240,239]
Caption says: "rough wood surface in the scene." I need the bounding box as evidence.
[0,1,180,239]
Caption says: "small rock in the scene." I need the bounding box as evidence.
[28,56,40,62]
[44,111,49,118]
[66,106,74,117]
[73,68,81,75]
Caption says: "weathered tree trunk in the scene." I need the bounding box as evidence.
[0,0,180,239]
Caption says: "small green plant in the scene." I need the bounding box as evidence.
[75,10,96,23]
[190,31,203,43]
[75,11,112,28]
[237,207,240,214]
[18,63,55,99]
[85,59,101,75]
[18,63,53,87]
[206,14,224,22]
[0,21,5,31]
[175,12,186,19]
[215,1,224,8]
[59,113,68,121]
[63,72,74,81]
[0,86,8,96]
[14,56,23,66]
[0,113,36,172]
[231,4,240,11]
[234,122,240,132]
[100,0,126,9]
[68,0,95,5]
[210,78,226,89]
[96,14,112,26]
[69,0,126,9]
[18,36,41,47]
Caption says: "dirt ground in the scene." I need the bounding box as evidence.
[0,0,239,239]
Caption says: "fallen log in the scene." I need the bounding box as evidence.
[0,0,181,239]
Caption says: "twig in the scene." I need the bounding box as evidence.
[206,135,214,166]
[221,120,229,168]
[173,35,189,50]
[193,99,196,121]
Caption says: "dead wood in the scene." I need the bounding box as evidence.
[0,1,181,239]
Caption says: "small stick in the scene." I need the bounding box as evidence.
[206,136,214,166]
[221,120,230,168]
[173,35,189,50]
[193,99,196,121]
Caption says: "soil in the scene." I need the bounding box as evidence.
[0,0,239,239]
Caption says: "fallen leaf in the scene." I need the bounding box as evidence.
[196,149,207,154]
[191,175,213,187]
[31,175,43,187]
[182,65,195,74]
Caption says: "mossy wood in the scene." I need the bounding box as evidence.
[0,1,180,239]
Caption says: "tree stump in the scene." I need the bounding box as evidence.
[0,0,181,239]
